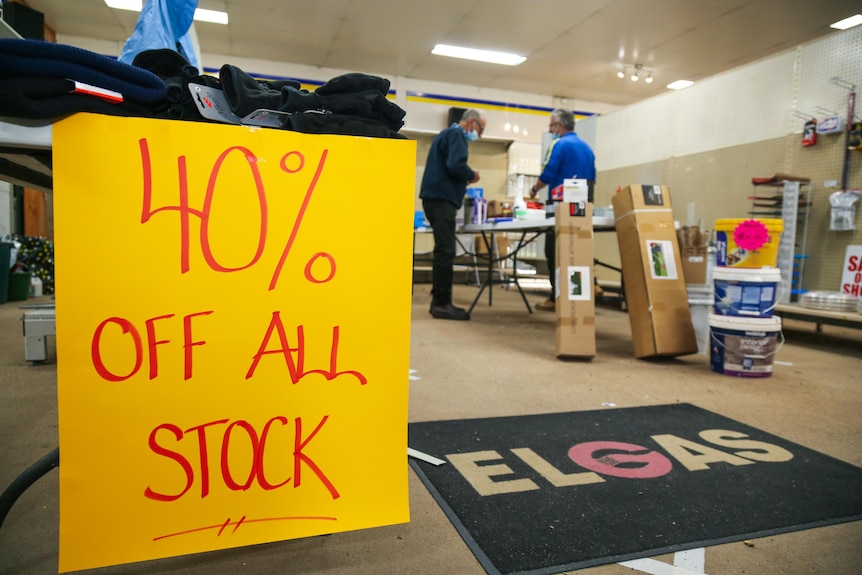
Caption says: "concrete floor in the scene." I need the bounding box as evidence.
[1,284,861,575]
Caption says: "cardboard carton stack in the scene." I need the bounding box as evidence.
[555,202,596,359]
[677,225,709,285]
[678,224,713,354]
[612,185,698,358]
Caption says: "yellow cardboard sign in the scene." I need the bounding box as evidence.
[52,114,416,572]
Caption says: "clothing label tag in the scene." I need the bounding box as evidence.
[189,83,243,124]
[73,81,123,103]
[242,109,290,128]
[189,84,291,128]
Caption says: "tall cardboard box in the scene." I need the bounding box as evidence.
[555,202,596,359]
[612,185,698,358]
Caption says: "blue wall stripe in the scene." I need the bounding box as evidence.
[200,68,594,116]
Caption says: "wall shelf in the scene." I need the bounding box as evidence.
[750,179,811,302]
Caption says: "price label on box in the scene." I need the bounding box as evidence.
[563,178,589,203]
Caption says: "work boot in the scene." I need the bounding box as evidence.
[535,298,555,311]
[429,303,470,321]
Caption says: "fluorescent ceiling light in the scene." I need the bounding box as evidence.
[432,44,526,66]
[667,80,694,90]
[104,1,229,25]
[192,8,229,24]
[105,0,142,8]
[830,14,862,30]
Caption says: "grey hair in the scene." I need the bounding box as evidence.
[461,109,485,122]
[551,108,575,131]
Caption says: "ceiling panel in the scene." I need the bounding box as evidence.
[16,0,862,106]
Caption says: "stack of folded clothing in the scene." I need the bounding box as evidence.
[0,38,167,119]
[0,39,408,139]
[218,67,406,138]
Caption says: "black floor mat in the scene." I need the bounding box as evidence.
[408,403,862,575]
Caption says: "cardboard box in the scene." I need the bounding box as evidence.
[487,200,513,218]
[681,245,708,284]
[555,202,596,359]
[612,185,698,358]
[473,234,509,258]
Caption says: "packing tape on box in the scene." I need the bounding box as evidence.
[635,221,676,232]
[614,207,673,223]
[556,315,596,329]
[556,229,594,239]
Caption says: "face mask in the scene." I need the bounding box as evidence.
[551,132,560,141]
[466,130,479,142]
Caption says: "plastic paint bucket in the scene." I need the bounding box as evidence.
[689,297,714,355]
[687,284,714,355]
[713,267,781,317]
[715,218,783,268]
[709,313,783,378]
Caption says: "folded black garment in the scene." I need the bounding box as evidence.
[315,72,390,96]
[0,39,167,104]
[219,66,405,131]
[0,76,158,120]
[315,72,404,130]
[220,64,304,117]
[132,49,221,121]
[284,112,406,139]
[321,89,405,131]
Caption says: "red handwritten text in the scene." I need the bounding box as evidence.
[91,311,213,381]
[144,414,339,501]
[245,312,367,385]
[137,139,331,290]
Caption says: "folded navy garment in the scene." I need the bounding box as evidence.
[0,39,167,104]
[0,77,158,119]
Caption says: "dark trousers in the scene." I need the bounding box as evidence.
[544,224,556,300]
[422,198,457,306]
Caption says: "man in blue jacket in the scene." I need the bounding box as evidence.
[529,108,596,312]
[420,109,486,320]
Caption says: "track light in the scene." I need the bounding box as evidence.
[618,63,655,84]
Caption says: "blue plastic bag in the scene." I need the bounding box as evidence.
[118,0,200,71]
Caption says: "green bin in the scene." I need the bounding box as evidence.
[8,271,31,302]
[0,242,12,305]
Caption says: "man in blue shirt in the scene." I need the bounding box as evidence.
[420,109,486,320]
[528,108,596,312]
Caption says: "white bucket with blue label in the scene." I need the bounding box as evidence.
[713,266,781,317]
[709,313,783,378]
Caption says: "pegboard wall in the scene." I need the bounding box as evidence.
[593,26,862,292]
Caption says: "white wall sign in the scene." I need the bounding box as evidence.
[841,245,862,297]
